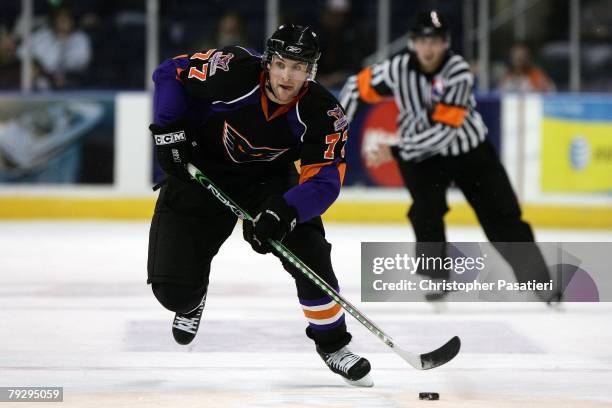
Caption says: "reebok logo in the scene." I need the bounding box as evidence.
[206,184,247,220]
[154,131,186,145]
[286,45,302,53]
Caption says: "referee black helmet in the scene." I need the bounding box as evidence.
[409,10,450,41]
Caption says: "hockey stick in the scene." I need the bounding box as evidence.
[186,163,460,370]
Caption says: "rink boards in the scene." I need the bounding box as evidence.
[1,194,612,229]
[1,93,612,228]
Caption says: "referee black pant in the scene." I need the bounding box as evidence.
[396,139,551,285]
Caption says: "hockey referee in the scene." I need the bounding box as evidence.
[340,10,559,302]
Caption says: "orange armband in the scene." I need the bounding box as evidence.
[431,103,467,128]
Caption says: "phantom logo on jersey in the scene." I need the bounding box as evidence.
[327,105,348,132]
[222,121,289,163]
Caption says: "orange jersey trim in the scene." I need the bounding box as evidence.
[357,67,384,104]
[431,103,467,128]
[299,162,346,186]
[171,54,188,81]
[175,67,184,81]
[303,303,342,320]
[259,72,308,122]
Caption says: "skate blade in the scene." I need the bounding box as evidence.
[343,373,374,388]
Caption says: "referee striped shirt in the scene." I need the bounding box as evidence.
[340,50,487,161]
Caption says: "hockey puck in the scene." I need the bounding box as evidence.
[419,392,439,400]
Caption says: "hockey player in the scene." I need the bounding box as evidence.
[340,11,558,302]
[147,24,372,386]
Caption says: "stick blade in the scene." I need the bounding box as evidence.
[419,335,461,370]
[392,335,461,370]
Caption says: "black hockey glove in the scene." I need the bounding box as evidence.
[149,120,197,182]
[243,195,298,255]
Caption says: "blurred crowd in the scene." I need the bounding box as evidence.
[0,0,611,92]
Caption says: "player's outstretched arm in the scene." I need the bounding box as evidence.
[149,56,196,181]
[283,116,348,224]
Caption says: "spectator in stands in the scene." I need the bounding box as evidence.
[499,43,555,93]
[0,27,20,89]
[17,5,91,90]
[215,11,247,48]
[196,10,248,51]
[316,0,369,88]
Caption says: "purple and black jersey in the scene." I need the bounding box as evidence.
[152,45,349,223]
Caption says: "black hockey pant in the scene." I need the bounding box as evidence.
[147,175,351,353]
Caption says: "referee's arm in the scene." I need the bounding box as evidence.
[339,58,396,122]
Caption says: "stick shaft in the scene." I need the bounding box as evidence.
[186,164,407,353]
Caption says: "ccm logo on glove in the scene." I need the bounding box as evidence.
[149,121,196,182]
[155,131,187,145]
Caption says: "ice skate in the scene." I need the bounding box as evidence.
[537,289,564,311]
[425,289,451,302]
[424,279,456,312]
[317,345,373,387]
[172,293,206,345]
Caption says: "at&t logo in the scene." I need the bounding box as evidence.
[569,136,590,170]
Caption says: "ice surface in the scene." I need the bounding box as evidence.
[1,221,611,407]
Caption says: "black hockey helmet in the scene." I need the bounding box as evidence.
[262,24,321,80]
[409,10,450,41]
